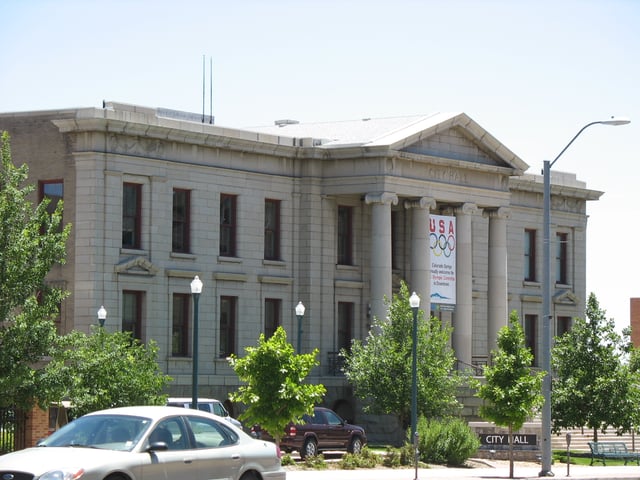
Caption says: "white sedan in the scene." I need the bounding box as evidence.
[0,405,285,480]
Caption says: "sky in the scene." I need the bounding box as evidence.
[1,0,638,332]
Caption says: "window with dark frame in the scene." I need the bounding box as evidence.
[524,314,538,366]
[557,316,572,337]
[220,194,237,257]
[219,296,237,357]
[172,293,190,357]
[337,206,353,265]
[264,298,281,339]
[172,189,191,253]
[38,180,64,232]
[524,229,536,281]
[337,302,354,352]
[122,183,142,249]
[122,290,143,341]
[556,232,568,284]
[264,199,281,260]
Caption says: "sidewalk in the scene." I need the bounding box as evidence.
[285,461,640,480]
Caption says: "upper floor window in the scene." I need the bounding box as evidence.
[557,316,572,336]
[122,290,143,341]
[39,180,64,232]
[524,314,537,367]
[172,189,191,253]
[264,298,281,339]
[337,206,353,265]
[556,232,568,284]
[264,199,281,260]
[172,293,190,357]
[220,194,237,257]
[220,296,237,358]
[122,183,142,249]
[524,229,536,281]
[337,302,354,353]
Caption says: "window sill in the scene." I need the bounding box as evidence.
[170,252,197,260]
[263,259,286,267]
[218,255,242,264]
[522,280,541,287]
[120,247,148,256]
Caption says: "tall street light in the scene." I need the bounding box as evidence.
[97,305,107,327]
[191,275,203,410]
[295,301,305,353]
[409,291,421,480]
[539,117,630,476]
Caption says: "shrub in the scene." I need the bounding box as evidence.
[280,453,296,466]
[417,416,480,466]
[302,453,328,469]
[383,443,415,467]
[339,447,380,469]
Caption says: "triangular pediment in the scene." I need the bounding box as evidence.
[115,256,159,276]
[554,290,579,305]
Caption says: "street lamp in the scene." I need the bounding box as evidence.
[295,301,305,353]
[191,275,203,410]
[97,305,107,327]
[539,117,630,476]
[409,291,421,480]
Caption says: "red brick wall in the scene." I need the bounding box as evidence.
[631,298,640,348]
[25,406,50,447]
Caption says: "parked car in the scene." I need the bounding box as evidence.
[167,396,242,428]
[0,405,285,480]
[252,406,367,459]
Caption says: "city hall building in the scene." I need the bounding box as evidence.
[0,102,600,436]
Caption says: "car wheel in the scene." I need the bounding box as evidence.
[239,471,259,480]
[301,437,318,459]
[348,436,363,454]
[104,475,128,480]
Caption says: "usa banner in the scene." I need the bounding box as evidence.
[430,214,456,306]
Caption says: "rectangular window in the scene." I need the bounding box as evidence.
[219,296,237,358]
[264,298,281,339]
[122,290,143,340]
[39,180,64,232]
[122,183,142,249]
[556,232,568,284]
[557,316,572,337]
[337,302,354,352]
[172,293,190,357]
[337,206,353,265]
[172,189,191,253]
[220,194,237,257]
[524,229,536,281]
[264,199,281,260]
[524,314,537,366]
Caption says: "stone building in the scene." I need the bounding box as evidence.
[0,102,600,437]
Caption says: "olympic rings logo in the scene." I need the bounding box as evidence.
[430,232,456,257]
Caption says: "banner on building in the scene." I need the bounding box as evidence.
[430,215,456,306]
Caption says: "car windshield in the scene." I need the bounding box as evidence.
[39,414,151,452]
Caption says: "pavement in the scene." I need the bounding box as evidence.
[284,461,640,480]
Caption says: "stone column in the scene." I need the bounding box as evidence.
[404,197,436,305]
[486,207,511,356]
[453,203,477,368]
[365,192,398,323]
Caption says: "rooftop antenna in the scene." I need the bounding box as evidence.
[202,55,205,123]
[209,57,213,124]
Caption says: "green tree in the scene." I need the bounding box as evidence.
[42,327,171,417]
[0,131,71,409]
[552,293,637,440]
[474,311,544,479]
[341,281,461,432]
[229,326,326,447]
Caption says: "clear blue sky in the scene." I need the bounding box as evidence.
[2,0,638,331]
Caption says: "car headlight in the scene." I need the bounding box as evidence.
[39,468,85,480]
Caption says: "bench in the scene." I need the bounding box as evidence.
[588,441,640,466]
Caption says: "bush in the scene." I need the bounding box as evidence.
[416,416,480,466]
[302,453,328,469]
[383,443,415,467]
[339,447,380,469]
[280,453,296,466]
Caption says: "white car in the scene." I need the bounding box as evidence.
[0,405,285,480]
[167,396,243,428]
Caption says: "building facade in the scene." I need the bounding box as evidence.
[0,102,600,434]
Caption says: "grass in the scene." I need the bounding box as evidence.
[553,450,632,467]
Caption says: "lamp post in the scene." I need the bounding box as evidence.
[191,275,203,410]
[539,117,630,476]
[97,305,107,327]
[409,291,421,480]
[295,301,305,353]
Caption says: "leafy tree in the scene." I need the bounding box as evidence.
[341,281,461,432]
[552,293,638,440]
[229,326,326,447]
[0,131,71,409]
[42,327,171,417]
[474,311,544,478]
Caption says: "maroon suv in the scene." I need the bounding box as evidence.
[252,407,367,459]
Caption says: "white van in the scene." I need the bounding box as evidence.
[166,397,242,428]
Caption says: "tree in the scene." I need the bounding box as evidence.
[0,131,71,409]
[42,327,171,417]
[341,281,461,432]
[228,326,326,447]
[474,311,544,478]
[552,293,637,440]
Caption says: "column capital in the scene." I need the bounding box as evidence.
[483,206,511,220]
[455,202,478,216]
[404,196,436,211]
[365,192,398,206]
